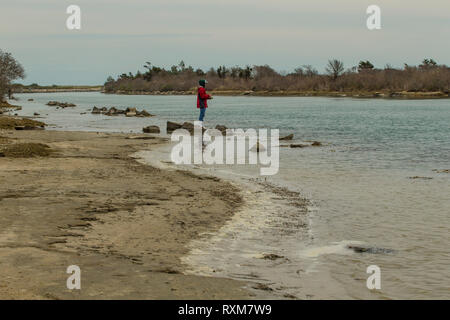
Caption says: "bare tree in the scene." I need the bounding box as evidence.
[0,50,25,101]
[326,59,344,80]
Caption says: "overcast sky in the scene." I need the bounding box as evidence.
[1,0,449,85]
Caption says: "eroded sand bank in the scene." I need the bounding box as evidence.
[0,130,256,299]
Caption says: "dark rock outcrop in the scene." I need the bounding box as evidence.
[143,125,160,134]
[167,121,183,134]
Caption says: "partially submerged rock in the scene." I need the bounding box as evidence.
[167,121,183,134]
[290,144,308,148]
[215,125,228,134]
[280,134,294,141]
[92,106,107,114]
[409,176,433,180]
[92,106,153,117]
[47,101,76,108]
[143,125,160,134]
[250,142,266,152]
[181,122,195,134]
[125,107,137,117]
[432,169,449,174]
[347,245,394,254]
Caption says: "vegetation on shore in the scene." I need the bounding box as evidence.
[11,84,102,93]
[0,49,25,101]
[103,59,450,98]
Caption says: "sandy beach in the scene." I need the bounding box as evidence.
[0,128,257,299]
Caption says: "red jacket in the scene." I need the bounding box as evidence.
[197,86,211,108]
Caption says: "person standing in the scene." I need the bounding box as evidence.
[197,79,212,123]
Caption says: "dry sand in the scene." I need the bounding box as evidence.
[0,129,255,299]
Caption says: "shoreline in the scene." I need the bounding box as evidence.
[0,128,266,299]
[102,89,450,99]
[10,88,450,99]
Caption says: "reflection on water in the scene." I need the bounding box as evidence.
[12,92,450,299]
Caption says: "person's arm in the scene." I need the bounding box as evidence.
[199,87,212,99]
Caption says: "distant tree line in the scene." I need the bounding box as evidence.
[103,58,450,94]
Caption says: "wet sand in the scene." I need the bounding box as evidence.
[0,129,256,299]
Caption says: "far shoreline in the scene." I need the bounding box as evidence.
[13,87,450,99]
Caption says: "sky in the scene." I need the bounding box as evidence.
[1,0,449,85]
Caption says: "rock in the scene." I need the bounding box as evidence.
[136,110,153,117]
[0,152,4,157]
[432,169,450,174]
[181,122,195,134]
[251,142,266,152]
[280,134,294,141]
[262,254,284,260]
[91,106,101,114]
[215,125,227,134]
[14,125,44,131]
[167,121,182,134]
[252,283,273,291]
[347,245,394,254]
[92,106,107,114]
[311,141,322,146]
[47,101,76,108]
[409,176,433,180]
[106,107,119,116]
[143,125,160,134]
[290,144,308,148]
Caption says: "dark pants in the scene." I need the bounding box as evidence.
[199,107,206,121]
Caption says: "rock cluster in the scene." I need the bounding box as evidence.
[166,121,208,135]
[47,101,76,108]
[92,106,153,117]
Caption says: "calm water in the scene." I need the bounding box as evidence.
[12,92,450,299]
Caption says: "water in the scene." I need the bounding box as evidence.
[11,92,450,299]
